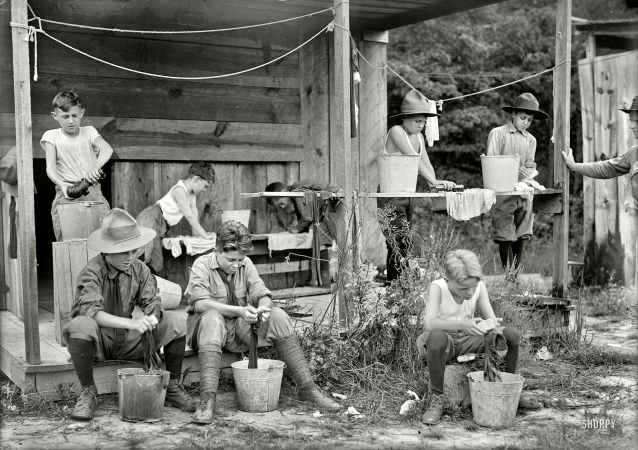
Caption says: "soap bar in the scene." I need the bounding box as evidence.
[477,318,496,332]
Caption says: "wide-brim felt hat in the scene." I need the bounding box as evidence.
[88,208,156,254]
[619,96,638,114]
[502,93,549,120]
[0,147,18,197]
[390,89,441,118]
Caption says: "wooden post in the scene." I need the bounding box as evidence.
[11,0,40,364]
[332,0,352,324]
[580,32,596,284]
[552,0,571,298]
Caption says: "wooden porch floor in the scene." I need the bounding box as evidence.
[0,280,335,399]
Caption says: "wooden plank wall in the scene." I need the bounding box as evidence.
[579,50,638,286]
[0,1,336,292]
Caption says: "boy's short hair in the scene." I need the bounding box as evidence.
[52,91,83,112]
[444,249,483,283]
[188,162,215,183]
[217,220,253,254]
[265,181,287,205]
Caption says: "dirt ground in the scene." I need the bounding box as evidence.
[1,315,637,450]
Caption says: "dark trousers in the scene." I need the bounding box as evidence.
[377,196,414,282]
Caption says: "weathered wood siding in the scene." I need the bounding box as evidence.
[0,1,336,292]
[578,50,638,286]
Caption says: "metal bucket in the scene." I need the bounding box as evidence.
[378,152,420,193]
[480,155,520,192]
[467,371,524,428]
[231,359,285,413]
[58,201,104,241]
[154,275,182,310]
[117,368,170,422]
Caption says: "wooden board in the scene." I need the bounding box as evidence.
[299,28,330,181]
[52,240,99,346]
[577,57,596,283]
[357,36,387,268]
[0,114,304,162]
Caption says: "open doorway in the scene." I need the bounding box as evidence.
[33,160,112,308]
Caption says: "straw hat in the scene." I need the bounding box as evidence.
[0,147,18,197]
[88,208,156,254]
[619,96,638,115]
[390,89,440,118]
[502,93,549,120]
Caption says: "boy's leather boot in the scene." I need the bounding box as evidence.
[275,335,340,411]
[70,385,98,420]
[191,351,221,424]
[421,393,445,425]
[165,379,198,412]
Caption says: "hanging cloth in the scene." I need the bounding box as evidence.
[425,100,440,147]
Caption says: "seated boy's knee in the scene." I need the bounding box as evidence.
[160,310,187,335]
[64,315,99,335]
[199,309,226,327]
[502,327,521,345]
[426,329,449,349]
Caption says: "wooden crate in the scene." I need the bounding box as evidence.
[52,240,100,346]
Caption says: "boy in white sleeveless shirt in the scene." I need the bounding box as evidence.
[41,91,113,241]
[136,162,216,274]
[417,249,541,425]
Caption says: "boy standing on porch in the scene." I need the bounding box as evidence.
[41,91,113,241]
[64,208,196,420]
[136,162,217,274]
[487,93,548,275]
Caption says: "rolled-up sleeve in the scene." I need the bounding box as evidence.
[137,266,163,319]
[186,256,215,307]
[72,264,106,319]
[244,258,272,307]
[486,128,503,156]
[580,151,632,179]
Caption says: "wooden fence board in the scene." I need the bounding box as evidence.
[0,73,302,125]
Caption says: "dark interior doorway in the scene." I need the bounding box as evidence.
[33,159,112,304]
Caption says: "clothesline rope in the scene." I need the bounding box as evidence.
[10,20,333,81]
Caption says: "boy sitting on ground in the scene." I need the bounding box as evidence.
[41,91,113,241]
[417,249,542,425]
[136,162,216,274]
[64,208,196,420]
[487,93,548,277]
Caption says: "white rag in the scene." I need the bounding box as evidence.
[162,235,217,258]
[425,100,440,146]
[514,182,535,202]
[444,189,496,221]
[253,231,314,257]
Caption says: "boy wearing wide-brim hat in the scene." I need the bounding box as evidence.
[63,208,196,420]
[378,89,456,284]
[562,95,638,207]
[487,93,548,275]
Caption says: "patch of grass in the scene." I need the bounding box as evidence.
[577,284,634,318]
[562,345,638,368]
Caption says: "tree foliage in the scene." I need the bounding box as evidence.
[385,0,637,273]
